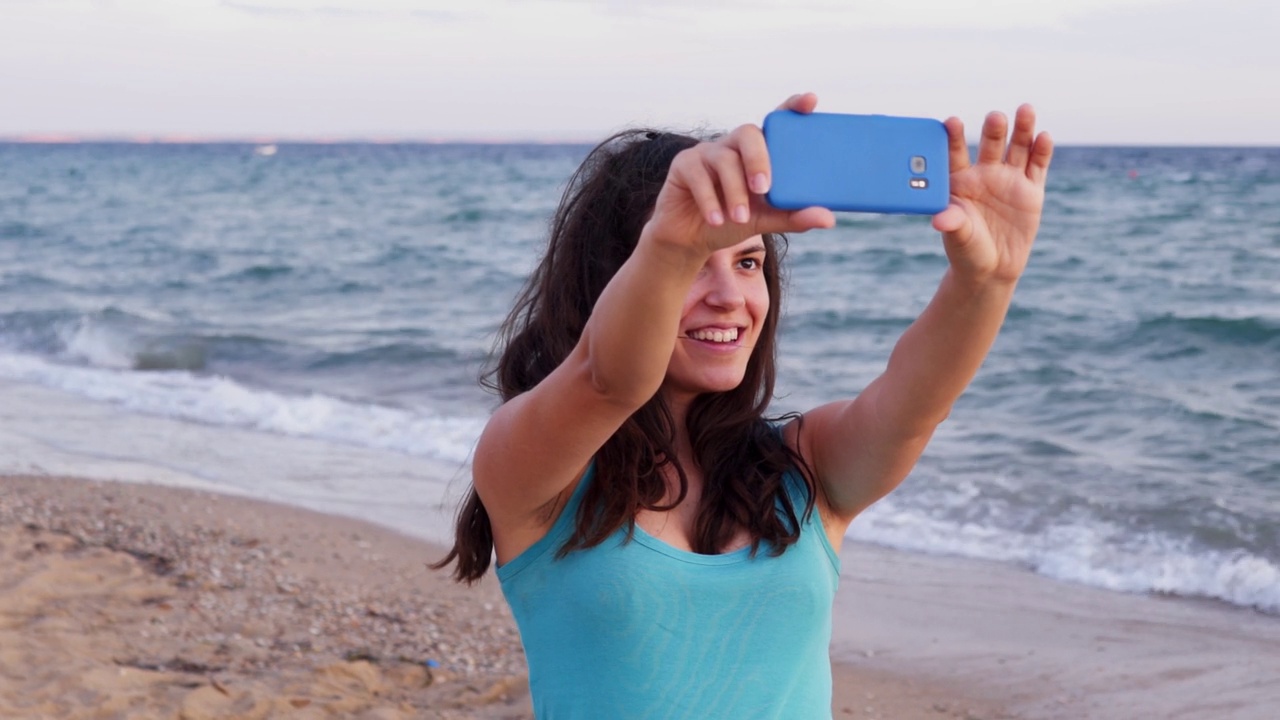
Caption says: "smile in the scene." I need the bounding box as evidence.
[687,327,740,343]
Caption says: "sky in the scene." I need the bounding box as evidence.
[1,0,1276,145]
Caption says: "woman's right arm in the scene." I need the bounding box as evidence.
[473,228,708,561]
[473,100,834,563]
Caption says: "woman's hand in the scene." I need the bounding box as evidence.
[932,105,1054,287]
[643,94,835,256]
[794,105,1052,536]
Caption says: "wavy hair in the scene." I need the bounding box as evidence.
[434,129,815,583]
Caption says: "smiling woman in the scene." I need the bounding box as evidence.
[431,92,1053,718]
[666,238,771,403]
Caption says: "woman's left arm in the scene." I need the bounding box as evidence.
[790,104,1054,528]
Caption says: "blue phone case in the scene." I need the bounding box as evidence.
[763,110,950,215]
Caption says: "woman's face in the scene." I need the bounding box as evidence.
[663,235,770,406]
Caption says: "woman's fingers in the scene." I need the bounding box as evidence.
[965,105,1053,179]
[706,144,752,225]
[728,123,772,197]
[776,92,818,113]
[945,116,970,174]
[670,148,728,226]
[1004,104,1037,169]
[975,111,1009,166]
[1027,131,1054,185]
[661,97,837,242]
[930,203,970,238]
[776,206,836,233]
[674,124,772,228]
[698,203,832,242]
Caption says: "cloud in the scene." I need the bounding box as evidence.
[551,0,1175,30]
[218,0,465,21]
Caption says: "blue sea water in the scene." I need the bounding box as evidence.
[1,142,1277,614]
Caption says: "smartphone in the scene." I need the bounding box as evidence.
[763,110,950,215]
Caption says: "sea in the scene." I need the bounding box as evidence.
[0,141,1277,615]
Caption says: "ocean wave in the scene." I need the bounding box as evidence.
[0,309,311,374]
[1134,313,1280,349]
[0,310,74,353]
[0,221,47,239]
[0,351,484,465]
[442,208,486,223]
[58,314,169,370]
[220,264,295,282]
[0,309,479,386]
[784,309,914,334]
[850,499,1280,614]
[47,311,218,372]
[305,341,460,370]
[832,214,894,229]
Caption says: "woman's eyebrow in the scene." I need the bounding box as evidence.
[737,243,767,257]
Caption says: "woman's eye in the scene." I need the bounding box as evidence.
[739,258,761,270]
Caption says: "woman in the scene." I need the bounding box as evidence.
[435,93,1053,718]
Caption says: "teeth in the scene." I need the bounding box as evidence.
[690,328,739,343]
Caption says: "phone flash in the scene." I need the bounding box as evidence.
[909,178,929,189]
[910,156,927,174]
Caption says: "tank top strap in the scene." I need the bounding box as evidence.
[495,462,595,581]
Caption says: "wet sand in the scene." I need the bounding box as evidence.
[830,543,1280,719]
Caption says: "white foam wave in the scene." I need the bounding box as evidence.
[59,317,137,369]
[850,499,1280,614]
[5,345,1277,614]
[0,351,483,465]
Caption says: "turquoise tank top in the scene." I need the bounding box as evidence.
[497,463,841,719]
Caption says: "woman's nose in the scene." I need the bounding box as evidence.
[703,268,746,310]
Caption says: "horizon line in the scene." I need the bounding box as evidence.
[1,133,1277,149]
[0,133,598,145]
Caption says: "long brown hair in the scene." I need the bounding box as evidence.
[434,129,815,583]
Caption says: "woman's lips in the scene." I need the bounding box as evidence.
[686,327,740,343]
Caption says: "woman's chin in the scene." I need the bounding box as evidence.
[662,372,747,402]
[693,374,749,396]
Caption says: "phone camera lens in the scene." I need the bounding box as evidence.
[910,156,927,174]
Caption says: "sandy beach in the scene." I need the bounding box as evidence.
[2,474,1277,720]
[0,475,531,719]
